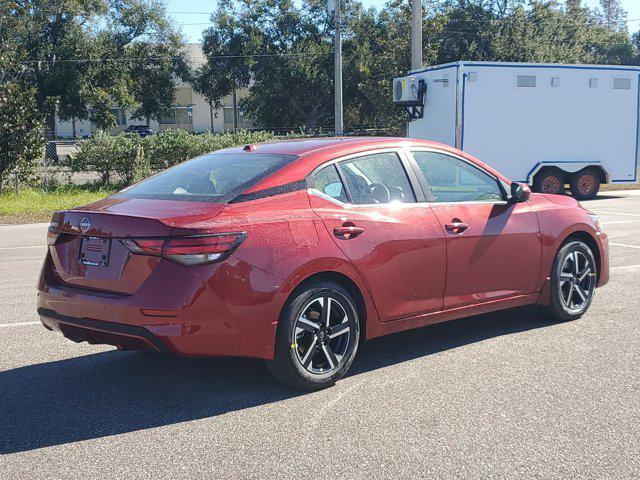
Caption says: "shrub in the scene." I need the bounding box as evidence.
[72,131,140,185]
[143,129,202,170]
[71,129,300,186]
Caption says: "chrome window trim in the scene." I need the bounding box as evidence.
[308,188,447,209]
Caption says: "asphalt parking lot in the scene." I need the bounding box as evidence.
[1,192,640,479]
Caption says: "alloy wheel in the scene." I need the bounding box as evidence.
[294,297,352,375]
[559,250,595,312]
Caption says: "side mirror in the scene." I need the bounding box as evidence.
[508,182,531,204]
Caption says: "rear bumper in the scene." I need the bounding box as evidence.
[37,254,286,360]
[38,308,169,353]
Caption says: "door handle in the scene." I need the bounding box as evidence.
[445,221,469,233]
[333,225,365,239]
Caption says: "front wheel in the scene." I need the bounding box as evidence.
[546,241,597,321]
[267,281,360,390]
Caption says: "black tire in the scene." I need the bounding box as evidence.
[267,280,360,390]
[533,170,565,195]
[570,168,600,200]
[546,240,597,322]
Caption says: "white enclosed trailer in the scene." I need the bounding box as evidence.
[393,61,640,199]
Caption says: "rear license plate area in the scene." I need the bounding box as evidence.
[79,236,111,267]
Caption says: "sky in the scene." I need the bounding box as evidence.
[166,0,640,43]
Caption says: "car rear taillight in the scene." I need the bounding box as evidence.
[163,234,246,265]
[121,233,246,266]
[47,227,60,246]
[120,238,165,256]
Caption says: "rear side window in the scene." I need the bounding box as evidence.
[412,151,504,203]
[114,153,296,202]
[313,164,348,203]
[338,153,416,205]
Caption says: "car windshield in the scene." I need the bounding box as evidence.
[114,152,296,202]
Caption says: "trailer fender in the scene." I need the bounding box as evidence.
[526,162,609,185]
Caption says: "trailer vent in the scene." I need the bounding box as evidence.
[516,75,536,88]
[589,78,598,88]
[613,78,631,90]
[551,77,560,87]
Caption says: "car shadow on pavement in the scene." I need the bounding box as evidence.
[0,306,555,454]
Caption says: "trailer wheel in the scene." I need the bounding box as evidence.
[570,169,600,200]
[533,170,565,195]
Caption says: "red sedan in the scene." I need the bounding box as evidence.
[38,138,609,389]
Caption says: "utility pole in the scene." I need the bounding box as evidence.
[333,0,343,135]
[411,0,422,71]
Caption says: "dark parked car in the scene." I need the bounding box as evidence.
[124,125,153,137]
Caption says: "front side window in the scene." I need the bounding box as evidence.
[114,153,296,202]
[313,164,347,203]
[338,153,416,205]
[412,151,504,203]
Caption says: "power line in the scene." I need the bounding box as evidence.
[164,11,640,23]
[18,52,318,65]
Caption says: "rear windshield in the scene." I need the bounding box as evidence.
[114,152,296,202]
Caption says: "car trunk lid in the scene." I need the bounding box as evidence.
[47,197,225,295]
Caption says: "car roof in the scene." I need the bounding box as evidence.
[220,136,442,157]
[230,136,511,194]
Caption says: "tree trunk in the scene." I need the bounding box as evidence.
[232,87,238,133]
[209,101,214,132]
[72,118,77,139]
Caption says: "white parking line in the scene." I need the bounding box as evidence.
[600,220,636,225]
[0,245,45,251]
[591,211,640,218]
[611,264,640,270]
[0,321,41,328]
[609,242,640,250]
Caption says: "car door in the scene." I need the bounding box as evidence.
[308,150,447,322]
[408,149,541,310]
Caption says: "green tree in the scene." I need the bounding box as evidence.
[12,0,187,131]
[599,0,627,33]
[195,0,253,131]
[0,2,45,187]
[116,1,190,124]
[200,0,335,131]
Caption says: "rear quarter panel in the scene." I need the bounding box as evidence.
[220,190,381,337]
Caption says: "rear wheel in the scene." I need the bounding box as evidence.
[533,170,565,195]
[267,281,360,390]
[546,240,597,321]
[570,169,600,200]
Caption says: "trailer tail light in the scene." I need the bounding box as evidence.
[121,233,246,266]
